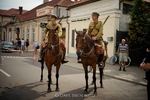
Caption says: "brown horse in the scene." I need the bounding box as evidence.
[76,30,98,94]
[40,27,63,92]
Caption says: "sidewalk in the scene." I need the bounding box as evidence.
[2,51,147,86]
[64,56,147,86]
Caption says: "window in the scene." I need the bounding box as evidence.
[71,30,82,47]
[26,29,29,40]
[22,30,25,39]
[123,3,132,14]
[32,28,35,42]
[41,28,44,42]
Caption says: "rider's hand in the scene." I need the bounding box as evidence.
[92,37,97,41]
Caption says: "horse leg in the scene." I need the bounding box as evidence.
[92,65,97,94]
[84,66,89,92]
[47,66,52,92]
[55,64,60,92]
[99,68,104,88]
[40,62,44,82]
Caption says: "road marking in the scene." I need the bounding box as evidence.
[0,69,11,77]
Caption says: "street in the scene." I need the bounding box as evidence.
[0,51,148,100]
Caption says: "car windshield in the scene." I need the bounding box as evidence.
[3,42,13,45]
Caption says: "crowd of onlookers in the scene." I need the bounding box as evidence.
[12,38,30,53]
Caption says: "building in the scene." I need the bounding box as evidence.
[66,0,135,57]
[0,0,73,50]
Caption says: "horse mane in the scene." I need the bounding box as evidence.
[85,34,94,47]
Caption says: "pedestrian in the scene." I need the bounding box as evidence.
[33,41,39,54]
[87,12,105,68]
[15,38,18,49]
[17,38,21,53]
[21,38,25,53]
[117,39,129,71]
[140,43,150,100]
[11,39,14,45]
[25,39,29,52]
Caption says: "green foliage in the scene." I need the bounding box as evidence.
[127,0,150,48]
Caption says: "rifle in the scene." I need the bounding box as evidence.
[58,15,64,25]
[103,15,110,25]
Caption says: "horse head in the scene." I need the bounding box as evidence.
[47,27,59,49]
[75,29,95,57]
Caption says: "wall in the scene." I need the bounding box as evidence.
[68,0,121,57]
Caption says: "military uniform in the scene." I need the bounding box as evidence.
[88,21,104,47]
[88,12,105,68]
[38,14,68,63]
[43,22,62,39]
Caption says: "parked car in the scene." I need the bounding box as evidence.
[1,41,17,52]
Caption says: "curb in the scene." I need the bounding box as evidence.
[63,64,147,87]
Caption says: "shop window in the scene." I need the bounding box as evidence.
[123,3,132,14]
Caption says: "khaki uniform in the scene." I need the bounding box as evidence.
[43,22,62,39]
[88,21,104,47]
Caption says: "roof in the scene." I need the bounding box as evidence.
[0,8,28,17]
[18,0,74,22]
[67,0,100,9]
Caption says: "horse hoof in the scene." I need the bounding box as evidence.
[84,90,88,94]
[40,80,43,82]
[100,85,104,88]
[90,82,94,85]
[47,88,52,92]
[93,91,97,95]
[55,88,60,92]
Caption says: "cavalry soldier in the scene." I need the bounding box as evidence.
[88,12,105,67]
[38,14,68,64]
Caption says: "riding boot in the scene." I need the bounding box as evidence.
[98,54,104,68]
[38,48,46,62]
[62,50,69,64]
[77,56,82,63]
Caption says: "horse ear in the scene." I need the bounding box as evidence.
[74,29,79,34]
[82,29,87,35]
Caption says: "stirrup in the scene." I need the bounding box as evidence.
[98,62,104,68]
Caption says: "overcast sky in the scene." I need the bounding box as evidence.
[0,0,43,10]
[0,0,75,10]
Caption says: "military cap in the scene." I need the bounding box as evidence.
[51,14,57,19]
[92,12,100,17]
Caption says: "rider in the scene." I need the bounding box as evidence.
[38,14,68,64]
[88,12,105,68]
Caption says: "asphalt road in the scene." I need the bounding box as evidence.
[0,51,148,100]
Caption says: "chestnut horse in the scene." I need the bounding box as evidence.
[76,30,98,94]
[40,27,63,92]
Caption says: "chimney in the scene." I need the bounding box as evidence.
[43,0,49,3]
[19,6,23,15]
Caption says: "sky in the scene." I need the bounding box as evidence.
[0,0,75,10]
[0,0,43,10]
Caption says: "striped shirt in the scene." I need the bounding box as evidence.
[118,43,128,53]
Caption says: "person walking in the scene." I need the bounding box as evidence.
[117,39,129,71]
[33,41,39,54]
[17,38,21,54]
[140,43,150,100]
[25,39,29,52]
[21,38,25,53]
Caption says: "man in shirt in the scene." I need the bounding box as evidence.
[38,14,68,64]
[117,39,129,71]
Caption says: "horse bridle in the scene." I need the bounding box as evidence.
[47,29,61,57]
[77,35,94,57]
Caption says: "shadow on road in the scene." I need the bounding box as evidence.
[0,81,48,100]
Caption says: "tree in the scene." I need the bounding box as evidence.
[127,0,150,48]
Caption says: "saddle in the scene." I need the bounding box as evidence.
[94,44,104,55]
